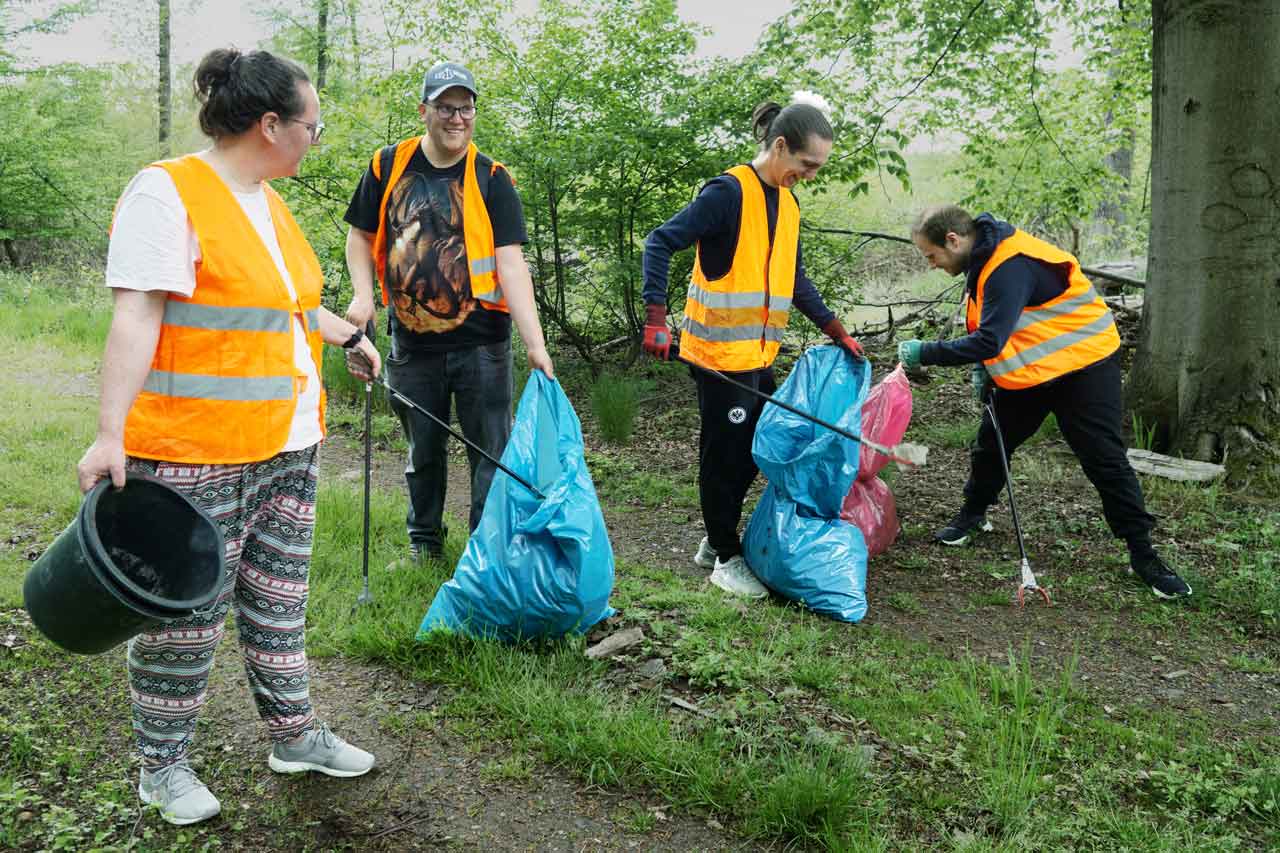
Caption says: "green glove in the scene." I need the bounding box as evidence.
[971,364,990,401]
[897,340,923,370]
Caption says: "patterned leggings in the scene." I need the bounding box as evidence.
[126,446,319,769]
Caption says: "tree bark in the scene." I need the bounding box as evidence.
[2,238,19,268]
[1130,0,1280,483]
[345,0,361,81]
[157,0,171,158]
[316,0,329,91]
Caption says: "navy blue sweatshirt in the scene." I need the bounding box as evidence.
[920,214,1068,367]
[641,168,835,329]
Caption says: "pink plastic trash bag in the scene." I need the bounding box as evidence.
[840,365,913,556]
[843,476,899,557]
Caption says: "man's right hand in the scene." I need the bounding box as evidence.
[345,296,376,330]
[77,435,126,493]
[527,345,555,378]
[642,304,671,361]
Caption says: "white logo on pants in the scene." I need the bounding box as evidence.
[728,406,747,425]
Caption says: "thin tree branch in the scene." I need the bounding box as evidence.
[1028,40,1084,180]
[839,0,987,163]
[803,223,1147,287]
[29,166,107,231]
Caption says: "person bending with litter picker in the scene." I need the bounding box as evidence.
[641,93,865,599]
[76,49,380,827]
[343,61,553,567]
[899,205,1191,599]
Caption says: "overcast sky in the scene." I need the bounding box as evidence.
[15,1,780,67]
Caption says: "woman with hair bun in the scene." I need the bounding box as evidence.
[77,47,379,825]
[641,93,864,600]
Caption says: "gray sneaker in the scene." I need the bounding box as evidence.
[709,554,769,599]
[693,536,716,570]
[269,723,375,778]
[138,761,221,826]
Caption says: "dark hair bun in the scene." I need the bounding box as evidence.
[194,48,240,99]
[751,101,783,144]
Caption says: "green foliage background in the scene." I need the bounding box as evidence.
[1,0,1155,356]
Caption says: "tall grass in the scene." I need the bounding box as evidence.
[590,372,653,444]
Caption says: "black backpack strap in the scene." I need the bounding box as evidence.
[377,144,397,191]
[475,154,493,207]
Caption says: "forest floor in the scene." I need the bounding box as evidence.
[1,281,1277,851]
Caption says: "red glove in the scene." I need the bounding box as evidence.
[642,303,671,361]
[820,317,864,360]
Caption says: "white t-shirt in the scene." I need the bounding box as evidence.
[106,162,323,452]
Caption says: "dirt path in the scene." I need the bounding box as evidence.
[195,646,744,852]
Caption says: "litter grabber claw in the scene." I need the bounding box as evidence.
[983,393,1051,608]
[1015,557,1052,607]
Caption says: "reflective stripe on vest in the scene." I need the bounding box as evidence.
[679,164,799,372]
[372,138,508,312]
[968,229,1120,390]
[121,154,326,464]
[682,318,788,343]
[143,371,296,401]
[163,302,292,333]
[985,313,1117,379]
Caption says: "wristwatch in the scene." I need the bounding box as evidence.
[342,328,365,349]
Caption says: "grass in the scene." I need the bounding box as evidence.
[2,275,1280,850]
[589,372,653,444]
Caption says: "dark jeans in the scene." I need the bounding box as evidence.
[692,365,777,560]
[964,353,1154,543]
[386,338,514,553]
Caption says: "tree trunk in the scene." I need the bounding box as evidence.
[1129,0,1280,483]
[157,0,170,158]
[2,238,19,268]
[315,0,329,91]
[345,0,361,80]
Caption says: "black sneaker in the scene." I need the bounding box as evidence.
[387,543,443,571]
[1130,554,1192,599]
[934,509,993,546]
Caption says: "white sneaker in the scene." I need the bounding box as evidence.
[138,761,221,826]
[269,722,375,778]
[693,537,716,570]
[709,554,768,599]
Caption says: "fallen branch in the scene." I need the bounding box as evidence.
[802,224,1148,288]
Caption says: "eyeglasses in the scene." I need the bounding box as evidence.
[430,103,476,121]
[291,118,326,143]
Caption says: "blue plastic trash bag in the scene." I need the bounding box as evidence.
[743,347,871,622]
[418,372,615,642]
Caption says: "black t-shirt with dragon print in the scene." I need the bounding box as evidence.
[344,145,528,353]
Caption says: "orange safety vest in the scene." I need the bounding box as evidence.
[679,164,798,372]
[369,138,507,312]
[122,155,326,464]
[967,229,1120,390]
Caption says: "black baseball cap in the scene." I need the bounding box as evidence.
[422,62,478,102]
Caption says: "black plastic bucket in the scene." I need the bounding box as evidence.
[22,474,225,654]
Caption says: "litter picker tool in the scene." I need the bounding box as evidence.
[356,320,376,610]
[982,391,1051,607]
[672,347,929,468]
[381,375,547,501]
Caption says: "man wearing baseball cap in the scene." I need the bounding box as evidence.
[343,61,554,567]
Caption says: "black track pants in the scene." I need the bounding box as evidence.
[962,353,1155,543]
[693,365,776,560]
